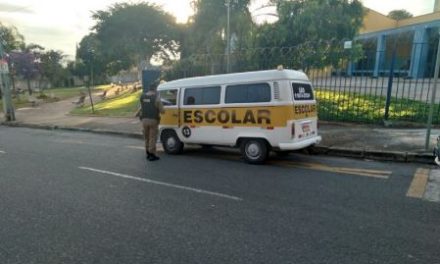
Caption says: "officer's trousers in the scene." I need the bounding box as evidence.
[142,118,159,155]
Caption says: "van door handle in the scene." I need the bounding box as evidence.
[172,113,178,117]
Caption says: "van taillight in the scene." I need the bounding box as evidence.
[291,123,295,138]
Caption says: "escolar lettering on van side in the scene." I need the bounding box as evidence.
[294,104,316,114]
[183,109,271,125]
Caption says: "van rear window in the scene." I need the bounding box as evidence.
[292,83,314,101]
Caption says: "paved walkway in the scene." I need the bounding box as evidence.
[1,95,439,163]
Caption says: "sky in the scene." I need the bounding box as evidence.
[0,0,436,60]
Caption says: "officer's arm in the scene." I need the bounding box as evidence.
[135,105,141,117]
[135,94,143,117]
[156,95,165,114]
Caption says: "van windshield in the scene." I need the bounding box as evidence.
[292,83,314,101]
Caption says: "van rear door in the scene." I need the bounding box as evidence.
[291,82,318,139]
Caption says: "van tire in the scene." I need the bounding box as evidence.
[240,139,268,164]
[161,130,183,154]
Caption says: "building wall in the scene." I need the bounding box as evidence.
[110,69,139,84]
[360,9,396,34]
[397,12,440,28]
[361,8,440,36]
[355,6,440,78]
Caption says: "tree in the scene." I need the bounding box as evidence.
[254,0,364,70]
[387,9,413,21]
[0,23,25,97]
[39,50,66,89]
[9,44,44,95]
[0,23,24,52]
[262,0,363,45]
[92,2,179,73]
[76,33,107,81]
[180,0,255,73]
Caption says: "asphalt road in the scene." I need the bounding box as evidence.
[0,126,439,264]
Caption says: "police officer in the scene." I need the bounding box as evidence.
[136,83,164,161]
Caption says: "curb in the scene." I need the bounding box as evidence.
[1,121,435,165]
[311,146,434,165]
[1,121,143,140]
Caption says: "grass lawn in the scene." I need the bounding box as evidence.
[44,84,111,100]
[71,90,141,117]
[0,85,112,113]
[316,89,439,124]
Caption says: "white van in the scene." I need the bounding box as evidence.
[157,69,321,164]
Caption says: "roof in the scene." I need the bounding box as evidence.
[360,8,440,35]
[158,69,309,90]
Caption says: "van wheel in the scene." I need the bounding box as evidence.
[240,139,268,164]
[161,130,183,154]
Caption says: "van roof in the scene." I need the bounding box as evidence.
[158,69,309,89]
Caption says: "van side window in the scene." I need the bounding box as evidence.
[292,83,314,101]
[184,86,221,105]
[225,83,271,104]
[159,89,178,106]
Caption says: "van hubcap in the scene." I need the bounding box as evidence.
[246,142,261,158]
[166,137,176,149]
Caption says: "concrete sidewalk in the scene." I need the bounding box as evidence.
[1,97,438,164]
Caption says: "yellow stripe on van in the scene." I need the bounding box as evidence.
[160,104,317,127]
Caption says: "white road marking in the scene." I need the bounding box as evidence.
[126,146,144,150]
[79,166,242,201]
[0,151,5,154]
[126,145,164,152]
[424,169,440,202]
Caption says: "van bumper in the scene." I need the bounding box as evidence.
[278,136,322,150]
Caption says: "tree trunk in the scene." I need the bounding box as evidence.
[27,78,32,95]
[7,61,16,96]
[10,74,16,95]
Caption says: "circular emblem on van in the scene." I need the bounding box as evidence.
[182,126,191,138]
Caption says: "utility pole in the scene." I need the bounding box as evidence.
[225,0,231,73]
[87,49,95,113]
[89,49,95,114]
[0,35,15,121]
[425,30,440,150]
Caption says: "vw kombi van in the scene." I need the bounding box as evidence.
[157,69,321,164]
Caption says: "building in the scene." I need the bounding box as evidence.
[354,0,440,78]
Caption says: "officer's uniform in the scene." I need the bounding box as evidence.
[139,89,164,160]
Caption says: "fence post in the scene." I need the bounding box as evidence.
[425,30,440,150]
[384,41,397,121]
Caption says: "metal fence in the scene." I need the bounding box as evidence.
[163,41,440,125]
